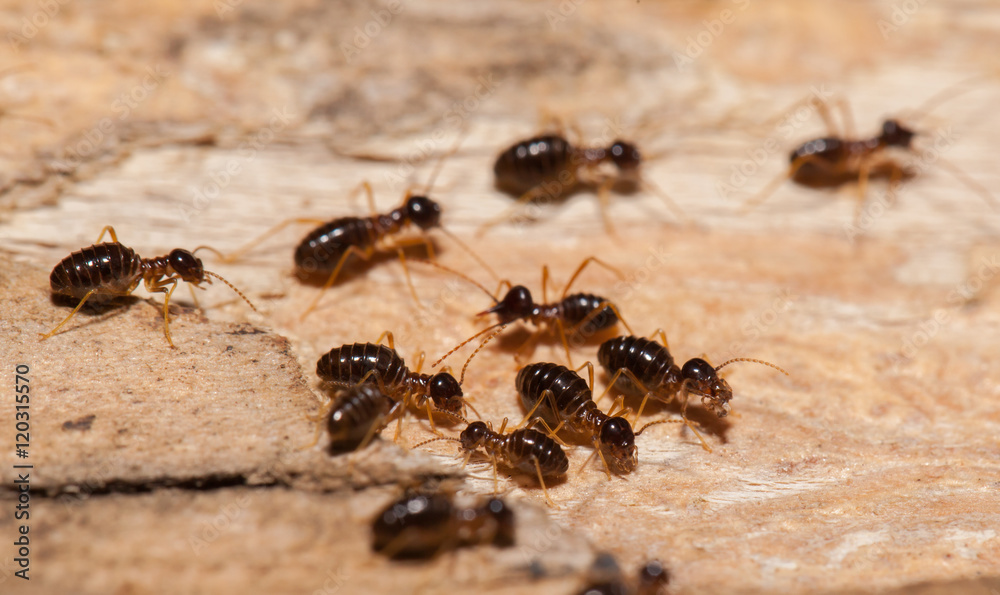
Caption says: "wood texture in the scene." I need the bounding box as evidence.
[1,1,1000,593]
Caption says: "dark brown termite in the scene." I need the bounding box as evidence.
[221,137,495,319]
[576,553,671,595]
[304,383,397,454]
[371,491,515,560]
[742,79,999,223]
[41,226,257,347]
[423,256,634,368]
[598,330,788,452]
[516,361,636,475]
[484,129,685,234]
[314,331,480,437]
[414,417,569,505]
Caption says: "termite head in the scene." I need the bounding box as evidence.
[609,140,642,174]
[371,492,453,558]
[880,119,916,149]
[459,420,490,451]
[599,417,637,474]
[168,249,206,284]
[482,497,516,547]
[428,372,464,413]
[638,560,671,592]
[406,195,442,230]
[481,285,535,323]
[681,358,732,417]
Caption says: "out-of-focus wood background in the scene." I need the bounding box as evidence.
[1,1,999,593]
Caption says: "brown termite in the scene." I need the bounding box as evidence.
[314,331,480,438]
[303,383,398,454]
[221,137,495,319]
[576,553,671,595]
[515,359,670,476]
[372,491,515,560]
[40,226,257,348]
[483,127,685,234]
[635,560,671,595]
[598,330,788,452]
[742,77,999,223]
[516,361,635,475]
[423,256,634,368]
[414,416,569,505]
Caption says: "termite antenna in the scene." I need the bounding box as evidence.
[436,226,499,282]
[641,177,689,223]
[410,258,499,302]
[432,408,471,426]
[420,125,470,195]
[203,270,259,313]
[192,245,226,259]
[461,401,481,422]
[740,169,792,213]
[715,358,788,376]
[195,240,259,312]
[932,155,1000,210]
[413,436,462,449]
[433,322,506,369]
[902,72,1000,125]
[635,418,684,437]
[414,125,499,282]
[459,324,509,385]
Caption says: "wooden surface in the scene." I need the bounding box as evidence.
[2,1,1000,593]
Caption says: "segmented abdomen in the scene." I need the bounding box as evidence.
[326,384,395,452]
[371,492,455,558]
[294,217,374,272]
[561,293,619,333]
[493,135,574,194]
[316,343,408,393]
[790,137,844,165]
[598,335,675,396]
[49,242,143,298]
[516,362,592,429]
[506,429,569,477]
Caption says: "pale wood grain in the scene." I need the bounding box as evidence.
[2,1,1000,593]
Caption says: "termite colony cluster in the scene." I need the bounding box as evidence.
[38,72,995,590]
